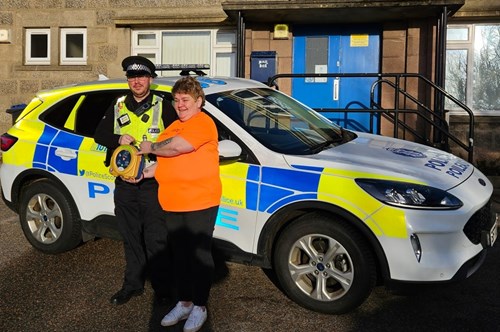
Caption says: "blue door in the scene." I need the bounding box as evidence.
[292,25,380,133]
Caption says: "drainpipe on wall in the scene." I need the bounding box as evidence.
[237,11,245,78]
[434,6,448,147]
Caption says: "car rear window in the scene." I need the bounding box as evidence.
[74,91,126,137]
[41,94,79,129]
[41,90,127,137]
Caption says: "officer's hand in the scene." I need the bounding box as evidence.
[119,134,135,145]
[138,140,152,155]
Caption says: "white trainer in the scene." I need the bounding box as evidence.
[160,302,194,327]
[183,306,208,332]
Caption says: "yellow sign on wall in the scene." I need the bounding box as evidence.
[350,34,369,47]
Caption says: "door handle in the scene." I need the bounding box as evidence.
[333,78,339,101]
[55,148,77,161]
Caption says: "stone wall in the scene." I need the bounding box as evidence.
[378,20,438,144]
[0,0,226,134]
[449,115,500,175]
[244,24,293,94]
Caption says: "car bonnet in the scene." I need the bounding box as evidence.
[285,131,476,191]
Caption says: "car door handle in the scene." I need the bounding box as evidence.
[55,148,77,161]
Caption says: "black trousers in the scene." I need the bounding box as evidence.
[164,206,219,306]
[114,177,169,296]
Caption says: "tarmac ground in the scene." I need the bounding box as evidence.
[0,174,498,332]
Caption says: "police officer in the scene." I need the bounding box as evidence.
[95,56,177,305]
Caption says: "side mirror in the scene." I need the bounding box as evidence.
[218,139,242,162]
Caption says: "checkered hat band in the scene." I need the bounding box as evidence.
[127,63,151,74]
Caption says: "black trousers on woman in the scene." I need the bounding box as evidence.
[164,206,219,306]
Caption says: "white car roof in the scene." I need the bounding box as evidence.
[158,76,269,94]
[70,76,269,95]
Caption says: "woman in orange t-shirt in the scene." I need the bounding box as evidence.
[139,76,221,332]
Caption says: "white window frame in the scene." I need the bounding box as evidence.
[25,28,51,65]
[131,30,161,65]
[213,30,237,77]
[131,28,236,77]
[446,23,500,115]
[60,28,87,65]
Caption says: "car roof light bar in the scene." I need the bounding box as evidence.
[155,64,210,76]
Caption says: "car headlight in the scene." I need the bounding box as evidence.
[355,179,463,210]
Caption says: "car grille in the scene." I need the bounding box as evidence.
[463,200,494,245]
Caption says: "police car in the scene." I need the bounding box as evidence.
[0,72,497,314]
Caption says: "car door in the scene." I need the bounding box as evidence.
[40,90,125,220]
[211,118,262,254]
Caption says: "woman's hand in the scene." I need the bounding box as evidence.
[142,163,158,178]
[121,173,144,184]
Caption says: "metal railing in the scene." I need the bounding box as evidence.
[268,73,475,162]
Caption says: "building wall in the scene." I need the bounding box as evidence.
[0,2,127,133]
[0,0,227,134]
[244,20,442,147]
[449,115,500,174]
[379,20,437,143]
[244,25,293,93]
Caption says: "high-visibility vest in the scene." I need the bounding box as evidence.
[113,94,164,142]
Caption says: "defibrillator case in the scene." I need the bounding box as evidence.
[109,145,145,180]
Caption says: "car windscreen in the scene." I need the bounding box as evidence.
[206,88,349,155]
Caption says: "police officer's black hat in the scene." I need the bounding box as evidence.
[122,55,157,78]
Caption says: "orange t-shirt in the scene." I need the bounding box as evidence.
[155,111,222,212]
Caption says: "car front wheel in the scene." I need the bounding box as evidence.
[273,212,377,314]
[19,179,82,254]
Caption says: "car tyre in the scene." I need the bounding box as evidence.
[19,179,82,254]
[273,212,376,314]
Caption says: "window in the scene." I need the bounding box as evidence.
[131,29,236,77]
[446,24,500,113]
[41,91,126,137]
[25,27,88,66]
[305,37,328,83]
[162,31,211,74]
[25,28,50,65]
[133,31,160,65]
[60,28,87,65]
[214,31,237,77]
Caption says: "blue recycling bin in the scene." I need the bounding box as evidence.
[250,51,277,84]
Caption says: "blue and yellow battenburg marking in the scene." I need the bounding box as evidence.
[220,163,321,213]
[219,162,409,238]
[32,125,111,181]
[216,208,239,230]
[218,163,322,230]
[33,126,83,173]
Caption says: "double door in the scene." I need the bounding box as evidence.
[292,25,380,133]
